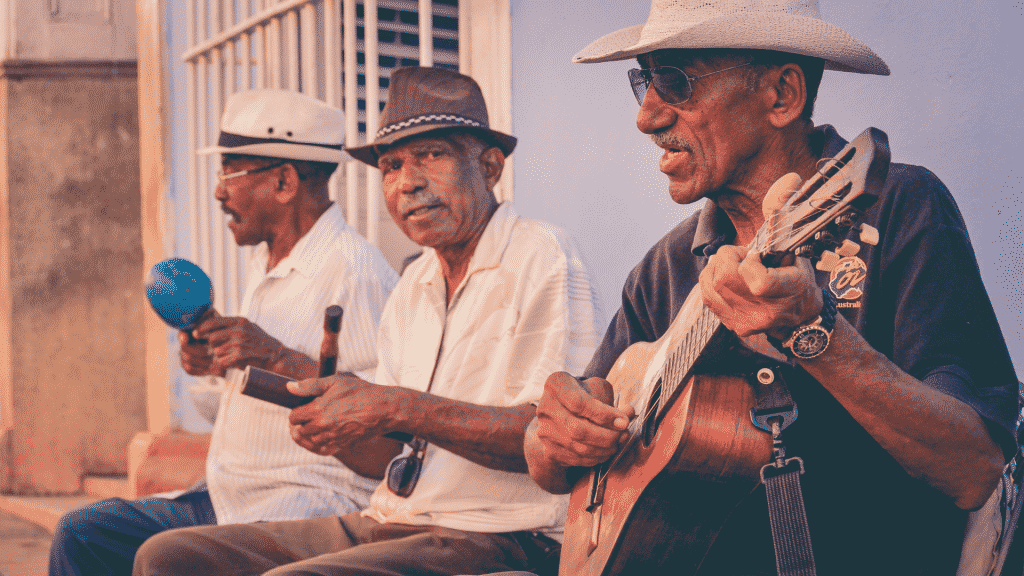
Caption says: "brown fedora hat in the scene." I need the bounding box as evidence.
[346,67,517,166]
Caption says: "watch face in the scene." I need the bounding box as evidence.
[791,326,830,359]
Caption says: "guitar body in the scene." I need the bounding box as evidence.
[560,288,772,576]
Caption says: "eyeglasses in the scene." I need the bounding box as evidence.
[627,62,754,106]
[216,160,288,183]
[386,436,427,498]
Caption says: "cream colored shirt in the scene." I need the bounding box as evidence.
[363,202,602,539]
[206,203,399,524]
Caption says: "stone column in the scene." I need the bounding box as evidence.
[0,0,145,495]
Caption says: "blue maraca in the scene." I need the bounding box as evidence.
[145,258,214,332]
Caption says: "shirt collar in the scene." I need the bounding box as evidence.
[254,202,347,279]
[418,201,518,286]
[690,124,848,258]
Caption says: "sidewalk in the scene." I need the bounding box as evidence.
[0,508,51,576]
[0,495,98,576]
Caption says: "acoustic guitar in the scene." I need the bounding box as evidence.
[559,128,892,576]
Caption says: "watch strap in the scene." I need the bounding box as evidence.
[817,287,838,332]
[769,288,837,358]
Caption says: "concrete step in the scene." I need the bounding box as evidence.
[82,475,130,500]
[0,495,100,534]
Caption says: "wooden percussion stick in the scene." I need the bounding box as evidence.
[319,305,343,377]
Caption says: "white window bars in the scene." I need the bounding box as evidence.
[181,0,460,316]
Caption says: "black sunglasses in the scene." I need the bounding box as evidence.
[627,62,753,106]
[387,436,428,498]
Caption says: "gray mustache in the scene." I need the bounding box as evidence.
[650,133,692,152]
[399,191,443,214]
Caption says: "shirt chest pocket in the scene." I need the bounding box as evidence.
[436,304,520,402]
[447,303,518,353]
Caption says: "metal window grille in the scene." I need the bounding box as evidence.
[182,0,459,316]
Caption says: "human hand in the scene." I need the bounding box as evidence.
[178,308,222,376]
[191,315,285,374]
[530,371,635,469]
[699,245,822,339]
[286,374,395,457]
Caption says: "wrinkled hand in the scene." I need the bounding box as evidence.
[699,246,822,339]
[287,374,395,457]
[178,331,220,376]
[190,314,285,374]
[178,309,222,376]
[531,372,635,469]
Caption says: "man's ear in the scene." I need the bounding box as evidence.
[479,146,505,190]
[273,163,300,204]
[763,63,807,129]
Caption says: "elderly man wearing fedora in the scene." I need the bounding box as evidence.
[49,89,399,576]
[131,66,602,576]
[525,0,1019,575]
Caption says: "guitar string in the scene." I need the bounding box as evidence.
[760,154,858,249]
[760,191,849,251]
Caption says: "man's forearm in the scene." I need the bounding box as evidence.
[802,316,1004,509]
[390,387,536,473]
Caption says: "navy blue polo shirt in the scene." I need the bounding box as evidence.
[584,126,1019,575]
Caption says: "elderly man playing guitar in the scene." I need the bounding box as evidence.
[525,1,1019,575]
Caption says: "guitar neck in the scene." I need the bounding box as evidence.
[655,303,722,410]
[621,302,725,444]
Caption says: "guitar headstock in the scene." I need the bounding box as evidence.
[759,128,890,270]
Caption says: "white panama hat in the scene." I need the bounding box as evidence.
[573,0,889,76]
[198,89,348,163]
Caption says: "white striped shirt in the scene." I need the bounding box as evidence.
[206,203,399,524]
[363,202,603,540]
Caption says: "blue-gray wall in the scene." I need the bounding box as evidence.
[167,0,1022,431]
[509,0,1024,376]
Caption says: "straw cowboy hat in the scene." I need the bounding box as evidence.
[198,89,347,163]
[346,67,517,166]
[574,0,889,75]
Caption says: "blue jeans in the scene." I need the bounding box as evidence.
[48,489,216,576]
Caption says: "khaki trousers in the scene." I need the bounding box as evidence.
[132,512,533,576]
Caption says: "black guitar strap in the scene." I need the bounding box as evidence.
[748,364,817,576]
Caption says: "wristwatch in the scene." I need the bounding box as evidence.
[777,288,838,360]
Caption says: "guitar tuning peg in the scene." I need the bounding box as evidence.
[835,239,860,257]
[816,250,841,272]
[858,224,879,246]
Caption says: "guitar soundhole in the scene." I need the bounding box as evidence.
[641,381,662,448]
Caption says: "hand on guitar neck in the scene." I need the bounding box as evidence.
[525,372,636,495]
[700,171,825,340]
[700,244,824,341]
